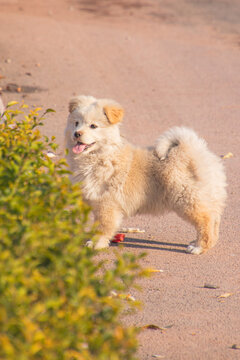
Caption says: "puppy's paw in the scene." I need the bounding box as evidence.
[94,240,110,250]
[186,244,203,255]
[92,236,110,250]
[86,239,109,250]
[86,240,94,248]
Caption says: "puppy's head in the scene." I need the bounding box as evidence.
[65,95,124,155]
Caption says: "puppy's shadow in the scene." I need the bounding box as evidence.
[112,237,188,254]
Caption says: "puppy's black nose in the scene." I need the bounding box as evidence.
[74,131,83,139]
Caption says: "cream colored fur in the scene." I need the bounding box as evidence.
[65,95,227,254]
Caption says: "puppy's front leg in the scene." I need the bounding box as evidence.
[92,202,123,250]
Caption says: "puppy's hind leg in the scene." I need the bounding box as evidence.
[90,203,123,250]
[186,210,220,255]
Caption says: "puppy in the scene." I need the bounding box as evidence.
[65,95,227,254]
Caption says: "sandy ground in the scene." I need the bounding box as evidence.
[0,1,240,359]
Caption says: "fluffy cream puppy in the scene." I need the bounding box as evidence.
[65,95,227,254]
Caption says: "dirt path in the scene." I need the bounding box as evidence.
[1,1,240,359]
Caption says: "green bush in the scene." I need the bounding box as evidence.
[0,102,144,360]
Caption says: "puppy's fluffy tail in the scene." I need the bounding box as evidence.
[156,126,206,160]
[155,126,227,210]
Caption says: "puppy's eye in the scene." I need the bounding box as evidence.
[75,121,79,127]
[90,124,97,129]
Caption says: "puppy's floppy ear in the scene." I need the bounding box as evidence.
[69,98,81,113]
[69,95,96,113]
[103,105,124,124]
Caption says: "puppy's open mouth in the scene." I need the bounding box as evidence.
[72,142,95,154]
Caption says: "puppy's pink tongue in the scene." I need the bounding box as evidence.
[72,143,87,154]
